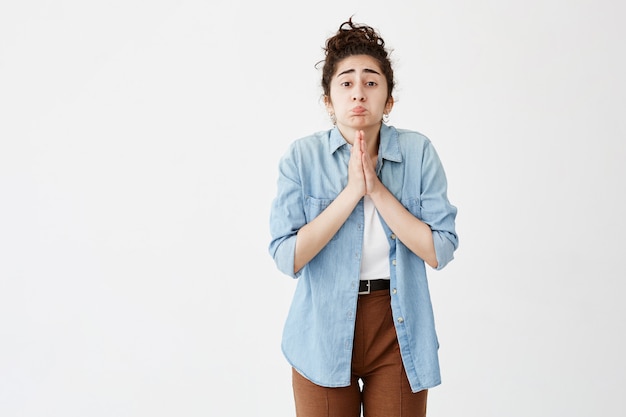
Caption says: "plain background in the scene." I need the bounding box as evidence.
[1,1,625,416]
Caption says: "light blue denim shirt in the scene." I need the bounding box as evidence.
[268,124,458,392]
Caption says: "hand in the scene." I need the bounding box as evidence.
[347,130,366,198]
[358,133,381,196]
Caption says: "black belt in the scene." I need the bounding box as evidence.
[358,279,390,295]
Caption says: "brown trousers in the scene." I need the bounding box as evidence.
[292,290,428,417]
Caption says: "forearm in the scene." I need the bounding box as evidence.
[294,187,362,273]
[369,185,438,268]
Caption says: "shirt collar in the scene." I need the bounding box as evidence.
[328,124,402,163]
[329,127,348,154]
[378,124,402,163]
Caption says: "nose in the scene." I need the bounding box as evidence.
[352,86,365,101]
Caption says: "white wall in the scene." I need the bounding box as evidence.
[1,1,624,416]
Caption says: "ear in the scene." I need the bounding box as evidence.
[385,96,394,114]
[324,95,333,112]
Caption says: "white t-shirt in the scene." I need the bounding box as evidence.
[359,196,391,280]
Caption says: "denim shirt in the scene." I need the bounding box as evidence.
[268,124,458,392]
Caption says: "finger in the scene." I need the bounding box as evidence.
[353,130,362,153]
[362,152,373,172]
[358,130,366,153]
[359,130,366,153]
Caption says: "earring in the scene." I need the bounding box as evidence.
[329,113,337,125]
[383,113,390,124]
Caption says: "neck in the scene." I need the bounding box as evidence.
[338,124,381,153]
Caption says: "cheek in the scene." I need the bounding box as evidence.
[328,89,342,102]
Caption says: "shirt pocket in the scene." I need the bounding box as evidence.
[401,197,422,220]
[304,196,333,221]
[304,196,340,241]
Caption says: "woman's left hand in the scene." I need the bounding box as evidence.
[357,133,381,196]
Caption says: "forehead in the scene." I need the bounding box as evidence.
[334,54,383,76]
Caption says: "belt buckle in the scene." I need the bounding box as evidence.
[358,280,371,295]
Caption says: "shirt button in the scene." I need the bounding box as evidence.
[392,288,397,295]
[390,233,396,240]
[392,259,397,266]
[397,317,404,324]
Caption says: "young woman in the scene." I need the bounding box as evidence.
[269,18,459,417]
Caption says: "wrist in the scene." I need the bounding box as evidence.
[343,183,364,204]
[367,181,387,202]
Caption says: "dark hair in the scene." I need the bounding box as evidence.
[319,17,394,100]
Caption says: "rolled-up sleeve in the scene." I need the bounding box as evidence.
[269,144,305,278]
[419,141,458,270]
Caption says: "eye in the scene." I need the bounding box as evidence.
[366,81,378,87]
[340,81,352,87]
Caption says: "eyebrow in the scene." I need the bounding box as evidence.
[336,68,381,77]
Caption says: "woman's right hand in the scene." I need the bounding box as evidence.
[347,130,366,198]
